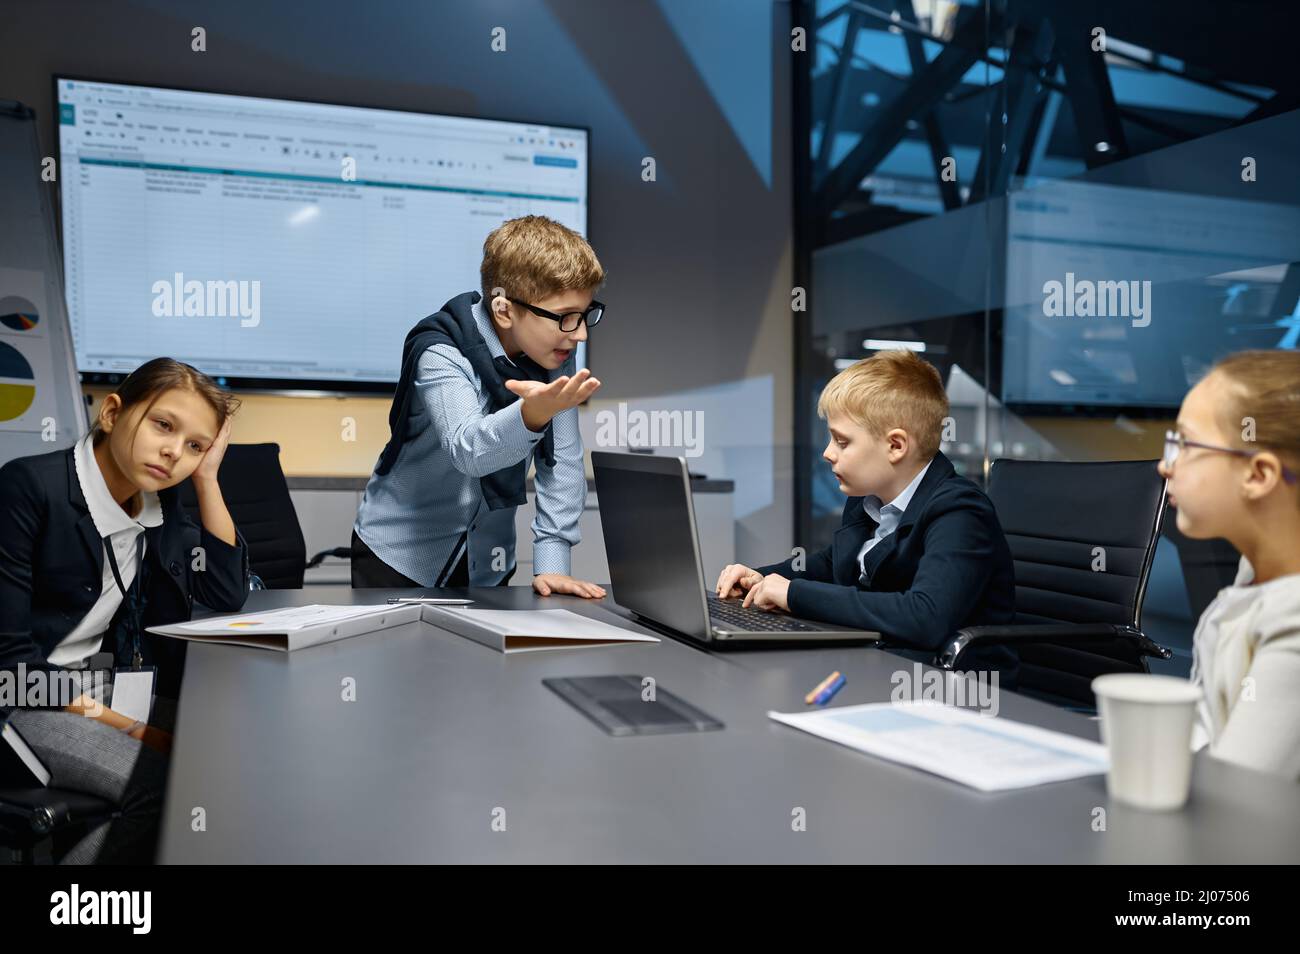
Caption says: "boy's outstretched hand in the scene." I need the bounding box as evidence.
[506,368,601,432]
[715,563,763,598]
[533,573,607,600]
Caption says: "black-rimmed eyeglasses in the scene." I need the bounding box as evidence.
[1162,430,1299,484]
[507,297,604,332]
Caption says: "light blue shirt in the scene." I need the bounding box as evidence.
[856,459,931,577]
[355,297,584,586]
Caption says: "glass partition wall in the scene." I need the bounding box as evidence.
[794,0,1300,675]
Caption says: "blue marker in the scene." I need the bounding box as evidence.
[813,672,846,706]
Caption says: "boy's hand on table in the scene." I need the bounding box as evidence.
[743,573,791,613]
[533,573,607,600]
[715,564,762,598]
[506,368,601,431]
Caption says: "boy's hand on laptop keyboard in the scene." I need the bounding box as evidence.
[533,573,607,600]
[716,564,763,598]
[743,573,791,613]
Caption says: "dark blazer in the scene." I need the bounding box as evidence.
[756,452,1017,679]
[0,445,250,703]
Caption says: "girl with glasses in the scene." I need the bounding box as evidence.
[1156,350,1300,780]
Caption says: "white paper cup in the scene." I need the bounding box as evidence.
[1092,673,1202,811]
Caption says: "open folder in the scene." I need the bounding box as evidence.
[421,606,659,654]
[146,603,426,651]
[148,603,658,654]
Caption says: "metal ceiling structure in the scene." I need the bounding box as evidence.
[807,0,1300,246]
[790,0,1300,543]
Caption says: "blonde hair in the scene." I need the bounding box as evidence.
[818,349,948,457]
[480,215,604,303]
[1210,350,1300,496]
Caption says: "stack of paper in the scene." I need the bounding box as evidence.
[768,701,1109,791]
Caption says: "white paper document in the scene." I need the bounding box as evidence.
[147,604,421,651]
[768,700,1109,791]
[421,606,659,654]
[109,669,155,724]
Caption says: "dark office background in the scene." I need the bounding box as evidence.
[795,0,1300,675]
[5,0,1300,676]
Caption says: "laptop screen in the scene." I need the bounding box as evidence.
[591,452,713,640]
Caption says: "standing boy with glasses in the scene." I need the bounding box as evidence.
[353,215,608,598]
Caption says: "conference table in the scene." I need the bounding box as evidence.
[158,586,1300,863]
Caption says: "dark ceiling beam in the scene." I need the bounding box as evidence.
[815,3,985,219]
[1054,16,1128,167]
[897,0,962,211]
[1235,91,1300,127]
[814,7,870,181]
[968,16,1055,202]
[1009,0,1300,93]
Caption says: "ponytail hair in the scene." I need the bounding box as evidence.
[1211,350,1300,498]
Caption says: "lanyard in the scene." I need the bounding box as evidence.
[103,533,145,669]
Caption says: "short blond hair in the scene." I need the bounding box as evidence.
[818,350,948,458]
[480,215,604,303]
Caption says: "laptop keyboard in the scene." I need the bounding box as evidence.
[706,595,818,633]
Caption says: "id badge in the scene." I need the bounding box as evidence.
[111,666,157,725]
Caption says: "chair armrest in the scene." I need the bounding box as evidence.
[0,787,118,835]
[306,547,353,570]
[938,623,1172,670]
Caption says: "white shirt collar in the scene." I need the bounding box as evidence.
[863,458,932,523]
[473,295,515,366]
[73,432,163,538]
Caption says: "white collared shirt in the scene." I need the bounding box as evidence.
[1188,556,1300,779]
[856,459,932,577]
[47,433,164,667]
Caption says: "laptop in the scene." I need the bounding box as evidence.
[591,451,879,647]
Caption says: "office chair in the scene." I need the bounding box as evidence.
[937,459,1172,710]
[0,787,119,865]
[1164,520,1242,618]
[2,444,309,863]
[177,442,307,589]
[306,547,353,570]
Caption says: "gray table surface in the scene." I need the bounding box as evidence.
[159,586,1300,863]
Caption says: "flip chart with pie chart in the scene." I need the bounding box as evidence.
[0,102,86,463]
[0,276,61,438]
[0,339,38,421]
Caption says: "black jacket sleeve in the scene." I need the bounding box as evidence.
[0,457,55,673]
[188,524,251,613]
[784,490,1002,652]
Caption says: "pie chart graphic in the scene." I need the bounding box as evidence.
[0,296,40,332]
[0,342,36,421]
